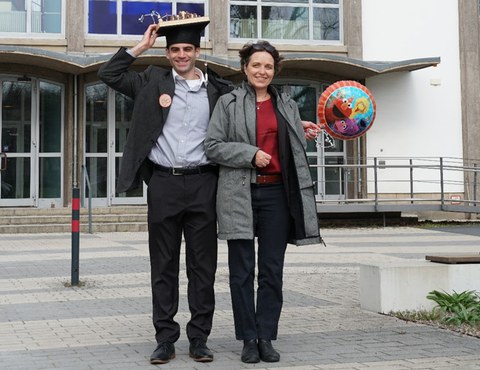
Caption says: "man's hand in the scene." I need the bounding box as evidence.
[129,24,159,57]
[301,121,321,141]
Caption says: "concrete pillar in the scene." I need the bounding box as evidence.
[459,0,480,212]
[66,0,85,53]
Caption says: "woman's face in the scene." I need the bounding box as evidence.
[244,51,275,92]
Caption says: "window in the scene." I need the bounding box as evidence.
[88,0,206,36]
[230,0,341,43]
[0,0,62,34]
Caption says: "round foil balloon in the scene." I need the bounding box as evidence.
[317,80,376,140]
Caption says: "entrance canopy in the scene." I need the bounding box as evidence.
[280,54,440,80]
[0,46,440,80]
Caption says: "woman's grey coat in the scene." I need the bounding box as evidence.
[205,83,321,246]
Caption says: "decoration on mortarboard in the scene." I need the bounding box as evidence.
[317,80,376,140]
[139,10,207,26]
[139,11,210,47]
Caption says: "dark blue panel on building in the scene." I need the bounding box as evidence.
[122,2,172,35]
[89,0,117,34]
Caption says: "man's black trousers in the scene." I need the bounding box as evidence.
[147,168,218,344]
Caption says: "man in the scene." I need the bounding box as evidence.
[98,16,233,365]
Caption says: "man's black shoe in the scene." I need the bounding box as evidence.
[258,339,280,362]
[241,339,260,363]
[150,342,175,364]
[189,338,214,362]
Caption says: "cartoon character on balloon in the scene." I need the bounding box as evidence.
[317,80,376,142]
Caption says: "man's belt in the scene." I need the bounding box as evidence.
[255,174,282,184]
[154,164,218,175]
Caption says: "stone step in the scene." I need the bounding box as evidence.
[0,206,148,234]
[0,222,148,234]
[0,206,147,216]
[0,214,147,226]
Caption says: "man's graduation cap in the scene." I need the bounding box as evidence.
[156,12,210,47]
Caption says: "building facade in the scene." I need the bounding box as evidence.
[0,0,479,211]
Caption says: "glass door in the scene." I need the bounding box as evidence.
[274,81,346,200]
[85,83,108,206]
[84,84,145,206]
[0,78,63,207]
[323,145,346,200]
[37,81,63,207]
[0,80,33,206]
[111,90,145,204]
[320,80,346,200]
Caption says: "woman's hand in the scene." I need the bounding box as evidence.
[254,150,271,168]
[302,121,321,141]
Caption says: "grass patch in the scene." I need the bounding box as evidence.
[391,289,480,338]
[417,220,480,229]
[63,280,86,288]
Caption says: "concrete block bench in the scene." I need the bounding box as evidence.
[359,257,480,313]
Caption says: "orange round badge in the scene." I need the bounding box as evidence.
[159,94,172,108]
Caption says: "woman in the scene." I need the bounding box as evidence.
[205,40,321,363]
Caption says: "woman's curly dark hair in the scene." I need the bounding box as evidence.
[239,40,284,75]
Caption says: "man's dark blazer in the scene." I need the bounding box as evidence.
[98,47,233,193]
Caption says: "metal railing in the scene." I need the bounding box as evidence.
[313,157,480,214]
[80,165,93,233]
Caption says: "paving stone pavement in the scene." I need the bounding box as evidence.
[1,225,480,369]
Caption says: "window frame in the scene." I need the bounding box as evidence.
[228,0,343,45]
[0,0,65,38]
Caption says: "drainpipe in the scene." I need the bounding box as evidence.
[73,75,78,187]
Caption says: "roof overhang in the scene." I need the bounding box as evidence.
[0,46,440,80]
[279,53,441,80]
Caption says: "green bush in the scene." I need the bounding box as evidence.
[427,290,480,325]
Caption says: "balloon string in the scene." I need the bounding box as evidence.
[311,129,335,149]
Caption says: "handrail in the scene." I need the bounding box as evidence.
[313,156,480,214]
[0,152,6,171]
[80,165,93,234]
